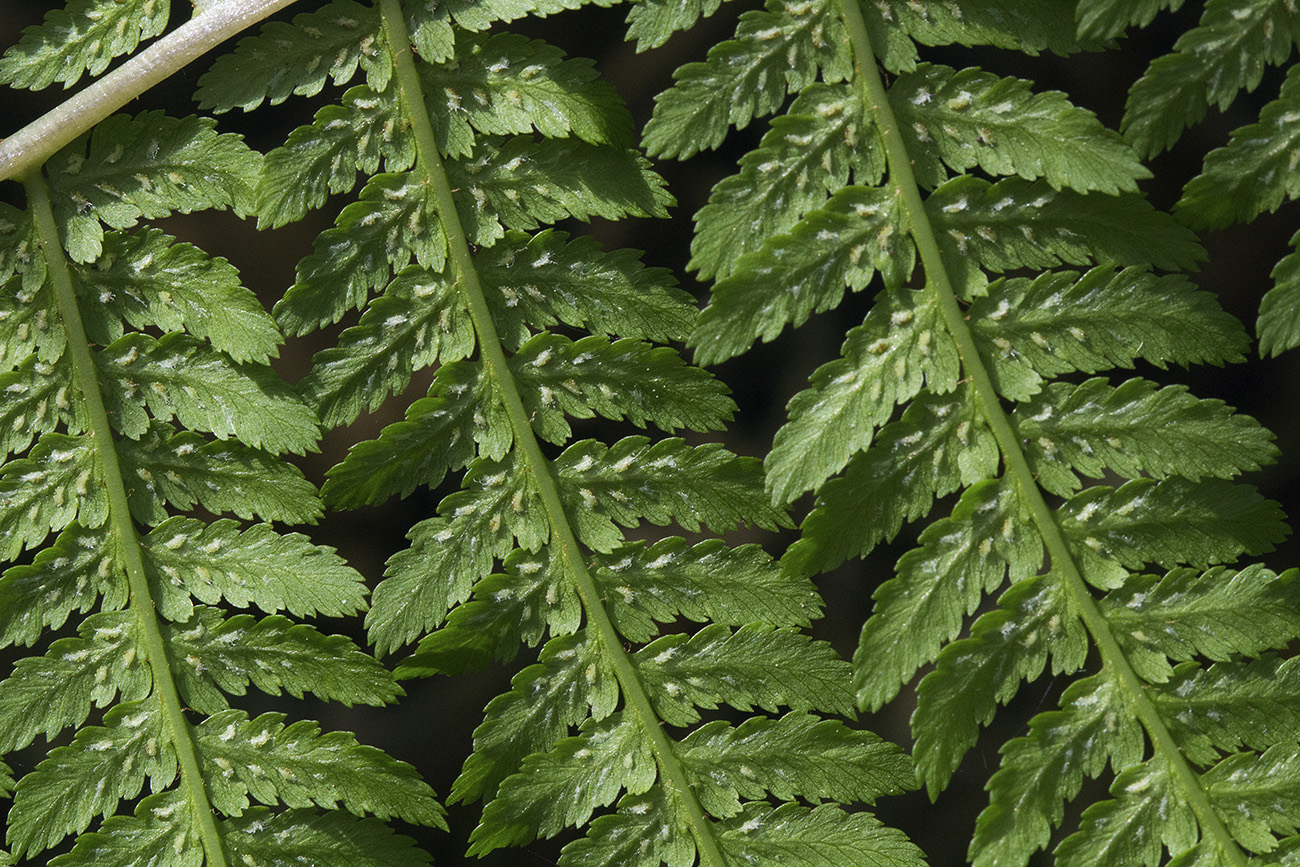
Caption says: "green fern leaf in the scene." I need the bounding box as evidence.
[968,267,1247,401]
[220,809,433,867]
[643,0,851,159]
[783,386,998,578]
[626,0,731,50]
[398,549,576,677]
[0,610,148,754]
[0,522,124,648]
[972,675,1139,867]
[48,791,197,867]
[1102,566,1300,669]
[1056,758,1198,867]
[75,229,282,364]
[764,286,959,504]
[1153,655,1300,757]
[142,517,367,621]
[891,63,1148,194]
[853,478,1042,710]
[256,83,413,229]
[8,697,172,858]
[681,713,915,813]
[1057,478,1287,590]
[1205,744,1300,852]
[320,365,486,507]
[913,574,1090,795]
[117,423,323,525]
[594,538,821,642]
[240,3,929,863]
[274,172,445,335]
[369,451,545,655]
[0,356,83,461]
[0,204,40,292]
[1076,0,1182,39]
[47,112,260,263]
[718,803,926,867]
[927,177,1204,275]
[1258,230,1300,356]
[164,608,399,712]
[0,8,445,860]
[632,624,854,726]
[196,709,443,826]
[96,332,319,453]
[1122,0,1299,157]
[471,713,656,853]
[1176,63,1300,229]
[690,81,882,281]
[440,0,619,31]
[195,0,386,112]
[513,335,734,437]
[691,186,915,364]
[0,284,59,374]
[431,32,632,148]
[1012,378,1277,498]
[474,230,695,344]
[0,433,106,559]
[557,789,694,867]
[554,437,788,549]
[0,0,168,90]
[867,0,1089,56]
[298,278,477,427]
[450,137,673,241]
[453,631,616,804]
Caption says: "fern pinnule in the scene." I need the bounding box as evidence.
[1105,0,1300,356]
[228,0,929,863]
[0,5,445,865]
[652,0,1296,864]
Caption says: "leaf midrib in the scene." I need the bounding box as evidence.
[25,169,230,867]
[375,2,730,864]
[835,3,1249,863]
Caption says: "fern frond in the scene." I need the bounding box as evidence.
[46,111,260,262]
[656,0,1299,863]
[626,0,733,50]
[1121,0,1298,159]
[0,0,169,91]
[643,0,851,159]
[1114,0,1300,357]
[0,5,445,861]
[195,0,387,113]
[241,1,927,862]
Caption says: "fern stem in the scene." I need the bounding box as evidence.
[23,169,231,867]
[836,5,1248,863]
[0,0,301,183]
[375,2,730,862]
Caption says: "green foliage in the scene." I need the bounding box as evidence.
[205,1,925,863]
[0,3,444,864]
[4,0,1300,866]
[656,0,1300,864]
[1111,0,1300,355]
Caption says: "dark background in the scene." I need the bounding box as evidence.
[2,1,1299,865]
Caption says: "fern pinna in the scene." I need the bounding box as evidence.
[0,4,444,866]
[186,0,929,864]
[1109,0,1300,358]
[650,0,1300,865]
